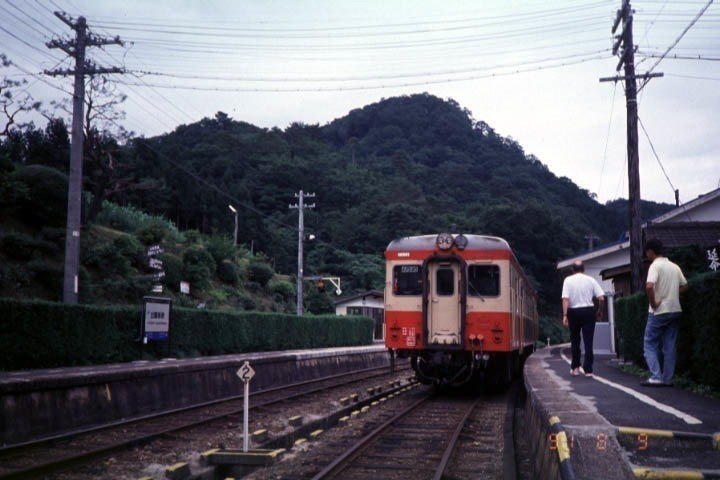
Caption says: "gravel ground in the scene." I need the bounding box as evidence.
[44,370,413,480]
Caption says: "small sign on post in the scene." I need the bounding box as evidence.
[236,361,255,452]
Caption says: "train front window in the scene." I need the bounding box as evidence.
[436,268,454,296]
[468,265,500,296]
[393,265,423,295]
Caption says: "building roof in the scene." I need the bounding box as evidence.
[557,239,629,269]
[650,187,720,223]
[644,221,720,248]
[334,290,384,306]
[557,186,720,270]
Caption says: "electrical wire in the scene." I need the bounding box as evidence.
[666,72,720,80]
[639,0,715,91]
[637,116,676,194]
[597,81,618,198]
[116,54,610,93]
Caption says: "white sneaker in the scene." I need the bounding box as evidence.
[570,368,580,376]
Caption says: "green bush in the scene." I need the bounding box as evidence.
[614,271,720,388]
[9,165,67,227]
[217,260,239,285]
[1,231,59,259]
[95,201,181,243]
[184,229,202,244]
[207,235,236,265]
[183,246,215,290]
[27,259,63,290]
[248,261,274,287]
[0,298,374,370]
[112,235,144,268]
[84,242,127,275]
[160,252,183,290]
[135,218,170,245]
[270,279,295,301]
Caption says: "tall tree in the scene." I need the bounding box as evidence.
[1,54,40,138]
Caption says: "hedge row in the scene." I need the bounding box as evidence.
[614,271,720,388]
[0,298,374,371]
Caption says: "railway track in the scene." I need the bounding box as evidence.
[0,364,408,480]
[313,393,509,480]
[246,385,515,480]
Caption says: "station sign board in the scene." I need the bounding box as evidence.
[142,296,172,342]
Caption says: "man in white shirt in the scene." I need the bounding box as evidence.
[642,238,688,387]
[562,260,606,377]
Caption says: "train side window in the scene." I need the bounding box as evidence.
[436,268,454,296]
[468,265,500,296]
[393,265,423,296]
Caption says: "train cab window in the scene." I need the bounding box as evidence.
[393,265,423,295]
[436,268,454,296]
[468,265,500,296]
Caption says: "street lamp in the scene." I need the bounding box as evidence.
[228,204,238,246]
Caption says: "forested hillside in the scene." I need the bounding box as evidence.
[0,93,672,313]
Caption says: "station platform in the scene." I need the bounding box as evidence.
[524,345,720,479]
[0,344,392,447]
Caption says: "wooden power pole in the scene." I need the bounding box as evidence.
[600,0,662,293]
[45,12,123,303]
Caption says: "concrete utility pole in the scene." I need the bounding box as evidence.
[600,0,662,293]
[289,190,315,316]
[45,12,123,303]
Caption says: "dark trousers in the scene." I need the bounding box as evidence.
[568,306,596,373]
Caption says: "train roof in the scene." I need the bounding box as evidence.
[385,234,512,252]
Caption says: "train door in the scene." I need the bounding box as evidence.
[428,260,461,345]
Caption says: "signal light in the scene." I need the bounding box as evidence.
[317,279,325,292]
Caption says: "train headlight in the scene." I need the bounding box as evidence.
[436,233,453,251]
[454,234,468,250]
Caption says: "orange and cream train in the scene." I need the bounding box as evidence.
[384,233,538,386]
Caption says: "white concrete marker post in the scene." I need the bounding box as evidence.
[236,361,256,452]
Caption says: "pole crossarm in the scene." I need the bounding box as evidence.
[599,72,664,83]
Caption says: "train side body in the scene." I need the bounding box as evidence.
[384,234,538,386]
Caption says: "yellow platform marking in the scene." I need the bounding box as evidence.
[619,427,674,438]
[633,467,703,479]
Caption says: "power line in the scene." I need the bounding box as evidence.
[639,0,715,91]
[59,1,613,31]
[116,54,609,93]
[130,49,610,83]
[637,116,676,194]
[666,72,720,80]
[598,81,618,198]
[638,51,720,61]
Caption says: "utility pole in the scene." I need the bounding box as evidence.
[45,12,123,303]
[289,190,315,316]
[600,0,662,293]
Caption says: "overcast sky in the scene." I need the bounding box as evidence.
[2,0,718,205]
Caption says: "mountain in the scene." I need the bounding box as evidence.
[1,94,674,313]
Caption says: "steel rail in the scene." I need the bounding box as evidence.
[0,364,409,480]
[0,363,405,455]
[311,393,433,480]
[432,396,483,480]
